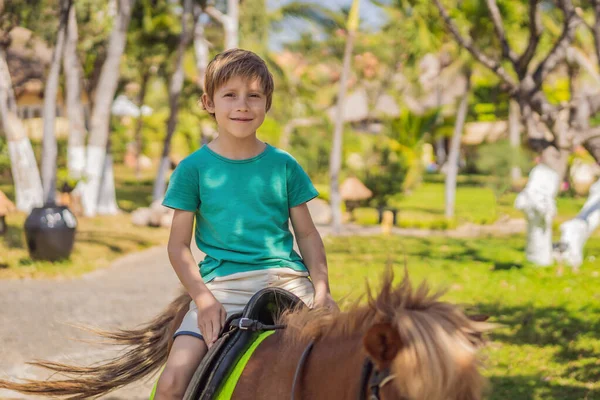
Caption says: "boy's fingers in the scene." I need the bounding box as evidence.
[205,320,213,344]
[212,318,220,342]
[220,308,226,326]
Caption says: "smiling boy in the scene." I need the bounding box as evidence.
[155,49,337,399]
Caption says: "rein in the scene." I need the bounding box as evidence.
[290,340,396,400]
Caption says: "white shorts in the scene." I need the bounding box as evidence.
[174,268,315,340]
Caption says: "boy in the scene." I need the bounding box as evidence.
[155,49,337,399]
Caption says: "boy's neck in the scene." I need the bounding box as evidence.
[208,135,267,160]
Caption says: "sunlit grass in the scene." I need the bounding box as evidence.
[325,234,600,400]
[0,212,169,279]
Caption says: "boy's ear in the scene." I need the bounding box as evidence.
[201,93,215,113]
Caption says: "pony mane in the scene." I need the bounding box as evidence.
[279,268,491,400]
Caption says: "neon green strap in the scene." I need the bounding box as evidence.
[215,330,276,399]
[148,365,164,400]
[149,331,276,400]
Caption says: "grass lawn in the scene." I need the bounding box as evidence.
[344,181,589,229]
[324,234,600,400]
[0,212,169,279]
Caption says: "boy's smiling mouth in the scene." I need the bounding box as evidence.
[230,117,254,122]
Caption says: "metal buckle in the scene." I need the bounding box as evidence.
[238,317,253,330]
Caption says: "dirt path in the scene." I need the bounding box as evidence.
[0,245,202,400]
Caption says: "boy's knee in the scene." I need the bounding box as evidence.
[156,369,189,399]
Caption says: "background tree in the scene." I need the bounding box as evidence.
[330,0,361,235]
[63,3,87,180]
[434,0,600,265]
[152,0,195,201]
[444,67,470,218]
[80,0,136,217]
[0,0,44,212]
[123,0,180,177]
[41,0,72,205]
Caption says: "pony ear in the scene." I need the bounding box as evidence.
[363,322,402,368]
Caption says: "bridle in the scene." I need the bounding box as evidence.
[291,340,397,400]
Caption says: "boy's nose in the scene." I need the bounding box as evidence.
[235,98,250,111]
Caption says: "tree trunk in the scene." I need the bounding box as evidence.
[64,3,87,180]
[444,74,470,219]
[80,0,135,217]
[509,99,522,185]
[205,0,239,50]
[329,31,356,234]
[515,146,569,266]
[225,0,239,49]
[435,138,447,166]
[96,140,118,214]
[193,12,209,89]
[0,50,43,212]
[134,68,150,178]
[558,178,600,269]
[41,0,72,205]
[152,0,194,201]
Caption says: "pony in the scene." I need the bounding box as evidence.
[0,270,491,399]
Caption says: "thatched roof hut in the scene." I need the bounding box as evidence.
[340,177,373,201]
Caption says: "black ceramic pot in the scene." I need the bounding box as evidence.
[24,205,77,261]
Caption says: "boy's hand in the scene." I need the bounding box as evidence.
[195,292,226,348]
[314,291,339,312]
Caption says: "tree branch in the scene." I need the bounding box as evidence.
[532,0,580,89]
[433,0,517,88]
[586,91,600,115]
[204,5,226,24]
[577,125,600,144]
[486,0,519,68]
[517,0,542,76]
[591,0,600,66]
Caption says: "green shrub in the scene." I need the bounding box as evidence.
[474,139,532,198]
[363,143,408,207]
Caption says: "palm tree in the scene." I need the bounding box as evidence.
[444,68,470,218]
[41,0,72,205]
[0,2,44,212]
[63,3,87,180]
[330,0,361,235]
[80,0,136,217]
[152,0,195,201]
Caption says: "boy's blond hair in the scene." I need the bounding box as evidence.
[203,49,274,116]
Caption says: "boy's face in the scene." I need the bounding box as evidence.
[202,76,267,140]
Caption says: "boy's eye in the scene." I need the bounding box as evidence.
[250,94,261,98]
[224,93,235,97]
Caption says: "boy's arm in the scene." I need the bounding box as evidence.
[167,209,210,301]
[167,209,226,345]
[289,203,338,310]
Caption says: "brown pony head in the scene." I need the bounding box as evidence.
[281,269,492,400]
[362,270,491,400]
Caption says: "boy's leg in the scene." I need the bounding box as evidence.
[155,335,207,400]
[154,273,263,399]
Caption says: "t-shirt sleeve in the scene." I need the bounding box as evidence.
[287,157,319,208]
[162,159,200,212]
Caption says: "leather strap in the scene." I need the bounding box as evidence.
[229,317,286,332]
[291,340,315,400]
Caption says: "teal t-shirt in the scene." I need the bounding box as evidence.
[162,144,319,282]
